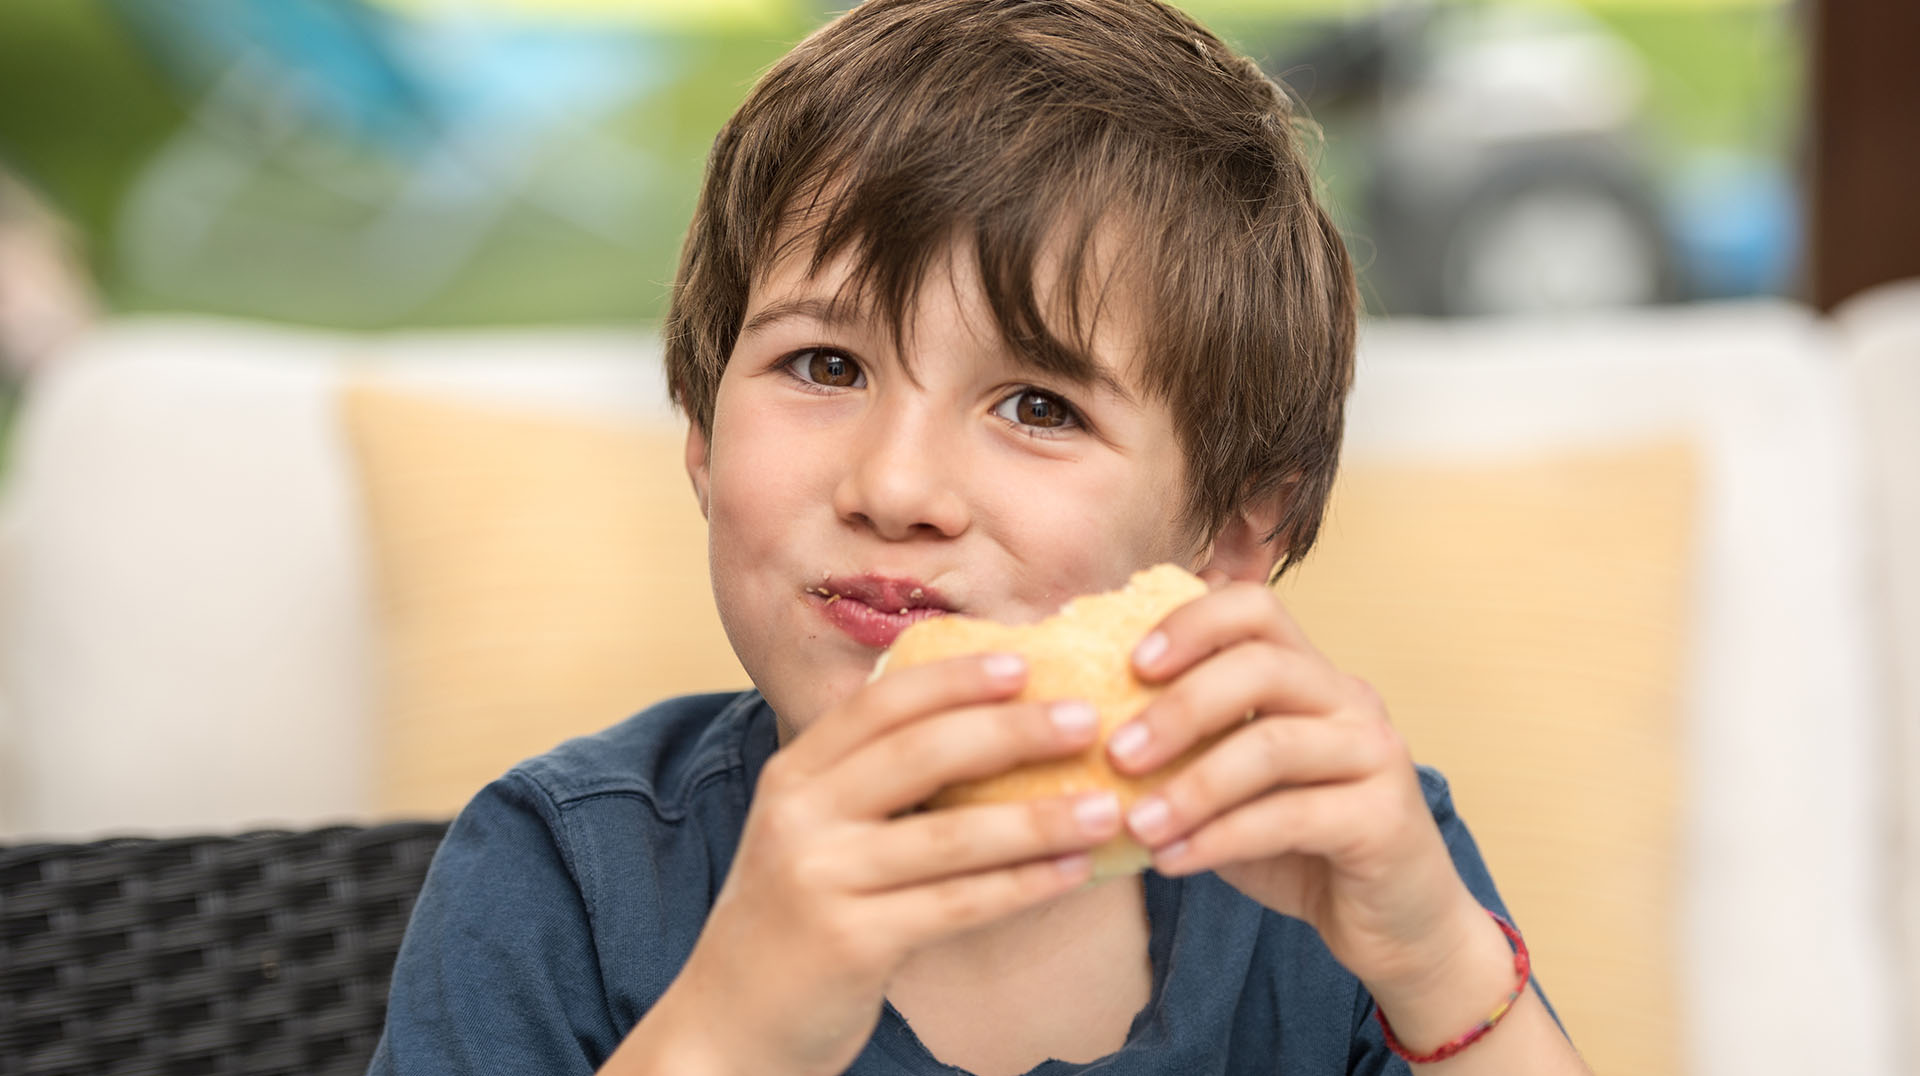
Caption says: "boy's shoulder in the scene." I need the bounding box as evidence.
[507,690,773,821]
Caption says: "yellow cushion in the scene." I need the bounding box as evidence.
[1275,439,1697,1076]
[343,381,1694,1074]
[340,382,748,817]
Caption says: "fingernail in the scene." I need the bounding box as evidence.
[1108,721,1149,761]
[1053,852,1092,879]
[1050,700,1098,736]
[1153,839,1189,868]
[983,653,1025,681]
[1074,792,1120,833]
[1127,795,1170,841]
[1133,631,1169,669]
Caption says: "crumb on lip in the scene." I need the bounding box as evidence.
[806,584,936,615]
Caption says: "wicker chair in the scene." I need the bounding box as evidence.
[0,822,447,1076]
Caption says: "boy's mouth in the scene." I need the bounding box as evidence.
[805,574,954,649]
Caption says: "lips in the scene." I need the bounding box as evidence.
[807,574,954,649]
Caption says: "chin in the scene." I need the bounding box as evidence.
[756,652,872,737]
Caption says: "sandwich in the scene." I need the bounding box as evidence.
[879,563,1218,879]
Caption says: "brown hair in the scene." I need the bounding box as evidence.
[664,0,1357,575]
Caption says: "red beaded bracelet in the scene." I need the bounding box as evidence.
[1373,910,1531,1065]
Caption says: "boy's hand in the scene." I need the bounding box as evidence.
[652,655,1120,1076]
[1109,576,1499,1016]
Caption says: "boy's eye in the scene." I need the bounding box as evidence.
[786,349,865,389]
[992,388,1080,431]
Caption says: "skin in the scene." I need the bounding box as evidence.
[603,232,1591,1076]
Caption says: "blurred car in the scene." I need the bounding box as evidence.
[1265,0,1796,317]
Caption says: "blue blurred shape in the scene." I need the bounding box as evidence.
[101,0,678,321]
[1667,151,1800,299]
[391,18,665,136]
[105,0,438,150]
[103,0,671,154]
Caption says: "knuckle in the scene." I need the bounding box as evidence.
[932,880,988,927]
[1368,780,1411,834]
[1253,720,1294,782]
[1163,760,1210,821]
[928,658,977,697]
[1229,580,1280,616]
[1016,705,1072,761]
[787,833,848,891]
[1150,686,1196,741]
[1365,718,1408,770]
[1177,818,1220,865]
[1034,797,1083,846]
[757,752,799,797]
[1014,704,1055,749]
[787,846,839,895]
[1025,857,1073,896]
[1284,787,1327,835]
[756,793,811,845]
[943,653,1008,696]
[881,725,941,779]
[1347,674,1386,713]
[819,909,889,975]
[921,811,974,865]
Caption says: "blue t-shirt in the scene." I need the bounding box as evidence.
[370,690,1540,1075]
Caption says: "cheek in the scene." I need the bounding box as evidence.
[990,454,1198,601]
[705,458,796,573]
[1075,450,1192,546]
[705,399,801,525]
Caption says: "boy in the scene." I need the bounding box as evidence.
[371,0,1590,1073]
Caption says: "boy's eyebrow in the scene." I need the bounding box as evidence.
[1015,353,1140,409]
[739,295,1142,409]
[738,296,863,338]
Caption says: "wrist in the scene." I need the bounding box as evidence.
[602,982,748,1076]
[1364,900,1524,1056]
[607,950,789,1076]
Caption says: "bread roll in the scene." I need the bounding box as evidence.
[880,563,1216,879]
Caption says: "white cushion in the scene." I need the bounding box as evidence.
[1834,278,1920,1058]
[0,320,370,838]
[0,317,666,839]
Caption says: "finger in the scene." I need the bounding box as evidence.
[1149,777,1405,877]
[829,698,1102,818]
[869,851,1096,949]
[836,791,1123,892]
[1131,581,1314,685]
[1109,640,1343,776]
[1123,714,1400,849]
[784,652,1028,776]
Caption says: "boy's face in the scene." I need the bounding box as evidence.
[686,233,1210,734]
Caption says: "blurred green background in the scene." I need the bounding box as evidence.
[0,0,1800,330]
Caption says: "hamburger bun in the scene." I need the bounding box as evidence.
[878,563,1218,880]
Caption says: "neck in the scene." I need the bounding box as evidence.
[896,872,1145,985]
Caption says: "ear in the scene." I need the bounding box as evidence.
[684,420,712,520]
[1194,488,1289,584]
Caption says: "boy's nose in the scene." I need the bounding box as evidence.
[832,411,971,541]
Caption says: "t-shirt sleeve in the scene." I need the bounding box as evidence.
[1345,767,1564,1076]
[367,771,623,1076]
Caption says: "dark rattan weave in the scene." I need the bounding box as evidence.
[1,822,446,1076]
